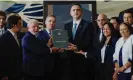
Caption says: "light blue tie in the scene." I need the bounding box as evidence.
[73,23,77,40]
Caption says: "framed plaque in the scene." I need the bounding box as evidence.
[52,29,69,48]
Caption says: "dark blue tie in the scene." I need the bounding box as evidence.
[119,47,123,67]
[119,41,126,67]
[72,23,77,40]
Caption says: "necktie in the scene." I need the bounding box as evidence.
[99,29,103,42]
[72,23,77,40]
[14,34,20,47]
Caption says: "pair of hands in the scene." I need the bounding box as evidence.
[51,43,78,53]
[51,47,65,53]
[48,38,84,54]
[67,43,85,56]
[112,67,126,80]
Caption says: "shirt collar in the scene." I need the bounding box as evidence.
[73,18,82,26]
[45,28,51,34]
[8,29,16,37]
[0,27,5,31]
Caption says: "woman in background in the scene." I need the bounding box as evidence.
[113,23,133,80]
[76,23,118,80]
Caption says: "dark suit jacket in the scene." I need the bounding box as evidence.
[0,30,22,77]
[103,37,118,79]
[64,19,94,72]
[38,29,62,73]
[64,19,94,51]
[93,27,105,77]
[22,31,53,76]
[38,29,50,43]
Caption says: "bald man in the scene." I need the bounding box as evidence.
[93,14,108,80]
[22,19,58,80]
[96,13,108,42]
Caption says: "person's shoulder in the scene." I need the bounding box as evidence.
[81,19,93,26]
[130,34,133,38]
[111,37,119,44]
[39,29,46,34]
[115,37,123,45]
[0,30,10,38]
[23,32,31,39]
[65,21,72,25]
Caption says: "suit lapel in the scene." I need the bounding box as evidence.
[44,29,51,39]
[74,19,84,41]
[68,22,73,42]
[6,30,20,48]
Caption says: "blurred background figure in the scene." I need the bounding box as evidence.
[110,17,120,30]
[0,11,7,36]
[123,10,133,26]
[110,17,121,38]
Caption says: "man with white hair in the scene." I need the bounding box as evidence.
[22,19,58,80]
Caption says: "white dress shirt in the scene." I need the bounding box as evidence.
[113,35,133,73]
[101,44,107,63]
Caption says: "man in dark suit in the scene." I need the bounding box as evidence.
[22,19,58,80]
[38,15,56,43]
[64,4,95,80]
[38,15,65,80]
[0,15,23,80]
[94,13,108,80]
[0,11,7,36]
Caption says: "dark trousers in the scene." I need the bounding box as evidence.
[118,72,131,80]
[0,76,22,80]
[98,63,114,80]
[24,76,45,80]
[69,55,95,80]
[24,72,53,80]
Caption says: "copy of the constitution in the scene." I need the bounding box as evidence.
[52,29,69,48]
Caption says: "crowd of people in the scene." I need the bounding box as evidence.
[0,3,133,80]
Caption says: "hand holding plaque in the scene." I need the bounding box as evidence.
[67,43,78,51]
[47,37,53,47]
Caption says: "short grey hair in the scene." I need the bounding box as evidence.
[27,19,39,27]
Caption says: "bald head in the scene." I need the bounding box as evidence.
[96,14,108,29]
